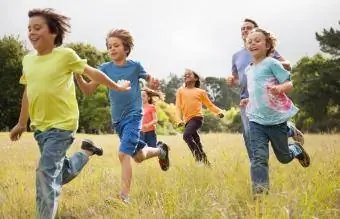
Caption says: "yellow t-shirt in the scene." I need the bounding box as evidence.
[175,87,222,123]
[20,47,87,132]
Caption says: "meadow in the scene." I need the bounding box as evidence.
[0,132,339,219]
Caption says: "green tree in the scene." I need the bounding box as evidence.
[315,21,340,58]
[0,35,27,130]
[292,21,340,132]
[204,77,239,109]
[160,73,183,104]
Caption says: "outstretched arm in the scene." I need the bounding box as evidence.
[75,74,100,95]
[83,65,130,92]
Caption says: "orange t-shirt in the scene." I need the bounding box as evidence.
[142,104,157,132]
[176,87,222,123]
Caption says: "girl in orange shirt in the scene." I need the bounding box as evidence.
[176,69,224,166]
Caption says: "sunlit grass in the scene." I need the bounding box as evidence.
[0,132,339,218]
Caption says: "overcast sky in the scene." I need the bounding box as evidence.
[0,0,339,79]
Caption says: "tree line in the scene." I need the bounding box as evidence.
[1,22,339,133]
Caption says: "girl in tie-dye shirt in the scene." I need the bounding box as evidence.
[243,28,310,197]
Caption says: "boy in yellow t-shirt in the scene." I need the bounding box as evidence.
[9,8,130,219]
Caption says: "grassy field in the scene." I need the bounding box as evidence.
[0,132,339,219]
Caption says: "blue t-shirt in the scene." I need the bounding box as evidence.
[231,48,281,99]
[245,57,298,125]
[99,60,148,123]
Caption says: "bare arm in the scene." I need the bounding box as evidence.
[75,74,99,95]
[10,87,29,141]
[83,65,130,92]
[144,111,158,128]
[268,81,293,94]
[277,57,292,71]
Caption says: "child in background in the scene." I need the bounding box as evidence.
[75,29,170,203]
[141,87,162,148]
[176,69,224,166]
[244,28,310,196]
[9,8,130,219]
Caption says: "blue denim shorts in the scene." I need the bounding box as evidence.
[140,130,157,148]
[113,116,146,156]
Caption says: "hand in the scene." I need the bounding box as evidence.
[218,113,224,118]
[239,98,249,107]
[226,75,235,87]
[117,80,131,92]
[10,124,27,141]
[177,121,185,127]
[267,85,282,95]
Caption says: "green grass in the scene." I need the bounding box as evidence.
[0,132,339,218]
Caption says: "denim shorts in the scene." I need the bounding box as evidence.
[140,130,157,148]
[113,116,146,156]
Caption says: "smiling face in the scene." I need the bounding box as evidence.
[241,21,256,41]
[246,31,269,60]
[106,37,127,62]
[184,69,197,84]
[28,16,56,54]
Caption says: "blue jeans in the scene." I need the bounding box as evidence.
[113,115,146,156]
[249,121,300,194]
[240,106,252,160]
[140,130,157,148]
[34,128,89,219]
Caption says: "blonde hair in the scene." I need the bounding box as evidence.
[105,29,134,56]
[252,28,277,56]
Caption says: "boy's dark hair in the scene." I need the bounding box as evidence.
[142,87,162,104]
[192,70,201,88]
[28,8,70,47]
[244,18,258,28]
[106,29,134,56]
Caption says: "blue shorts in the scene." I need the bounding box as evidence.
[140,130,157,148]
[113,115,146,156]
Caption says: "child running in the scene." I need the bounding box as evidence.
[75,29,170,203]
[140,87,162,148]
[175,69,224,166]
[9,8,130,219]
[244,28,310,196]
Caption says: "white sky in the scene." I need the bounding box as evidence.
[0,0,339,79]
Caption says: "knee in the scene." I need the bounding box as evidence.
[183,132,191,141]
[118,152,129,162]
[276,156,291,164]
[133,156,143,163]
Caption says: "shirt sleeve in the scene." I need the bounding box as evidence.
[201,90,221,114]
[270,58,291,84]
[19,73,27,85]
[66,48,87,74]
[175,89,183,122]
[231,54,239,79]
[271,50,282,60]
[138,62,148,80]
[19,56,27,84]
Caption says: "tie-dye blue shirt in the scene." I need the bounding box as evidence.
[245,57,298,125]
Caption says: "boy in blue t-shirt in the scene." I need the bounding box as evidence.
[75,29,170,203]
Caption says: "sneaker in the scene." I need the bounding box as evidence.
[81,139,103,156]
[287,121,304,145]
[294,142,310,167]
[157,141,170,171]
[118,193,130,204]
